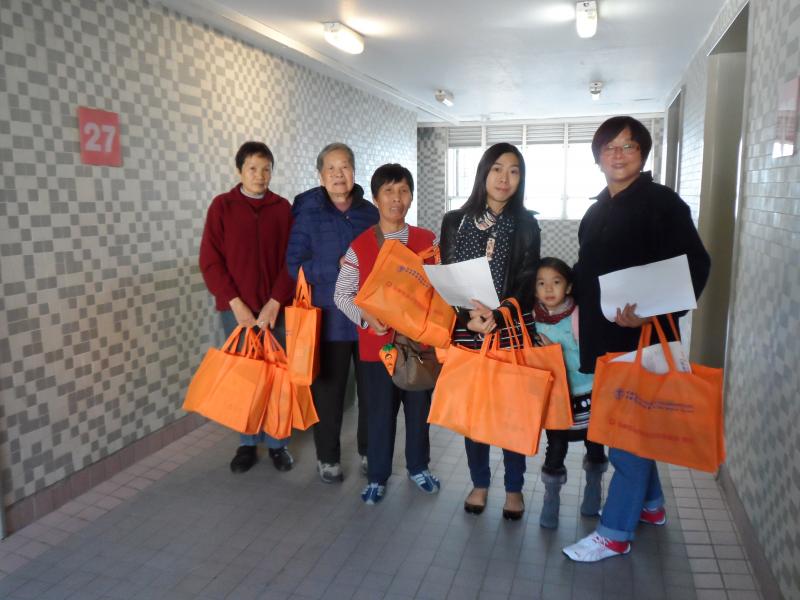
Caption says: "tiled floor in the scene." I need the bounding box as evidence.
[0,410,762,600]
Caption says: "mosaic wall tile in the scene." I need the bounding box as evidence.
[0,0,417,506]
[674,0,800,597]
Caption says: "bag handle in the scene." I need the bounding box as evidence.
[480,307,520,366]
[489,306,524,352]
[263,329,288,363]
[221,326,264,360]
[374,225,440,264]
[295,266,312,307]
[635,317,679,373]
[503,297,535,348]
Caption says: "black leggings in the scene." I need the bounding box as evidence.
[542,428,606,477]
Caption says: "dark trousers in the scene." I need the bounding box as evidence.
[542,428,607,477]
[310,341,368,463]
[361,361,431,485]
[465,438,526,493]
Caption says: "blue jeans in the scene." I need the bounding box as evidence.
[465,438,526,493]
[597,448,664,542]
[220,310,288,449]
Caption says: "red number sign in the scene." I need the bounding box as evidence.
[78,107,121,166]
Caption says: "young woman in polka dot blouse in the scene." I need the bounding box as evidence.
[438,143,541,520]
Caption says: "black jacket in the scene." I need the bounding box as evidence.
[439,207,542,322]
[574,172,711,373]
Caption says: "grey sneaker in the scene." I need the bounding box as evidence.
[360,455,368,477]
[317,461,344,484]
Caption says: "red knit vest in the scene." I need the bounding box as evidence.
[351,226,436,362]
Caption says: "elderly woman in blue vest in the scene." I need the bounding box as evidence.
[287,143,378,484]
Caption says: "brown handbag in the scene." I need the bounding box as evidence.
[391,333,442,391]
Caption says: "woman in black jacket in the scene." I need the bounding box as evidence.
[439,142,541,520]
[563,116,710,562]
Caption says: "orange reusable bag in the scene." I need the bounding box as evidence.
[285,267,322,385]
[429,311,554,456]
[354,240,455,348]
[496,299,573,430]
[263,331,294,440]
[291,384,319,430]
[183,327,272,434]
[588,316,725,472]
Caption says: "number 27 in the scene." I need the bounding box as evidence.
[83,122,116,153]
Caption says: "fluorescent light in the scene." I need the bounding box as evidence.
[434,89,454,107]
[576,1,598,38]
[323,22,364,54]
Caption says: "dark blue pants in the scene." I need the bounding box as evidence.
[465,438,526,493]
[361,361,431,485]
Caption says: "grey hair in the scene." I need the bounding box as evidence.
[316,142,355,173]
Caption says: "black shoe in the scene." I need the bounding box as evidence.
[230,445,257,473]
[268,447,294,472]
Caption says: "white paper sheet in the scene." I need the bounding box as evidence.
[423,257,501,309]
[599,255,696,322]
[610,341,692,374]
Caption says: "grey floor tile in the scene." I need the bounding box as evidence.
[0,420,767,600]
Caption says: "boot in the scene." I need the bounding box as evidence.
[539,472,566,529]
[580,458,608,517]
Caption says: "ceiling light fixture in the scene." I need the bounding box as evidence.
[590,81,603,100]
[434,89,454,107]
[323,22,364,54]
[576,1,598,38]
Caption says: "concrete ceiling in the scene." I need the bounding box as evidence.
[161,0,729,124]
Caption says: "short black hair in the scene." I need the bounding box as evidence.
[460,143,526,218]
[370,163,414,198]
[537,256,573,286]
[591,116,652,166]
[235,141,274,171]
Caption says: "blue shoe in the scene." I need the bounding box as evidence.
[409,470,440,494]
[361,483,385,505]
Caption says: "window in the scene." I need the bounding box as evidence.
[444,117,662,220]
[565,142,606,219]
[446,147,482,210]
[524,144,565,219]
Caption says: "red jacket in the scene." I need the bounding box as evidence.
[350,226,436,361]
[199,185,294,312]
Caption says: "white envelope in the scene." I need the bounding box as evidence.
[599,255,697,322]
[610,341,692,374]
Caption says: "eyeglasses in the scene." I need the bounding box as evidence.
[601,142,640,156]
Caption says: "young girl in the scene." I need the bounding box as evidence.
[534,257,608,529]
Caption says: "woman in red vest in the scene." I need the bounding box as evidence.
[334,164,440,505]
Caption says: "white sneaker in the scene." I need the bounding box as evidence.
[562,532,631,562]
[317,461,343,484]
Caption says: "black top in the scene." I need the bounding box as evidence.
[574,172,711,373]
[440,207,541,322]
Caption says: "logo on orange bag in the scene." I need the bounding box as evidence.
[380,344,398,376]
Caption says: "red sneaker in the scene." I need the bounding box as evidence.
[639,506,667,526]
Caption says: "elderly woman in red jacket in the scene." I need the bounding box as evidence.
[199,141,295,474]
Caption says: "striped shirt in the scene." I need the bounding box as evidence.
[452,310,539,350]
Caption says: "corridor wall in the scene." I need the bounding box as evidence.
[0,0,417,531]
[671,0,800,597]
